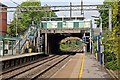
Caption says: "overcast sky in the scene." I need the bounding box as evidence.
[0,0,105,24]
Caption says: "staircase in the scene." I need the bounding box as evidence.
[13,21,40,54]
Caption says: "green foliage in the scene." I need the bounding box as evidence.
[60,40,81,51]
[7,20,16,37]
[99,0,120,70]
[98,1,120,29]
[60,43,71,51]
[7,0,57,36]
[105,61,119,70]
[102,30,120,70]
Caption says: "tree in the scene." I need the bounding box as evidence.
[7,0,57,36]
[99,0,120,70]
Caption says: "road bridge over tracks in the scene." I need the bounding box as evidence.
[37,17,92,54]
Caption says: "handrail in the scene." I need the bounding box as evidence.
[13,24,32,49]
[20,39,27,49]
[13,22,40,53]
[20,24,39,52]
[13,40,20,49]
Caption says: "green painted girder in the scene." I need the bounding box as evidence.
[0,35,4,41]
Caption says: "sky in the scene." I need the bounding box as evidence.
[0,0,105,24]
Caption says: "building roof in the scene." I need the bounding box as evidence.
[4,37,22,41]
[0,35,22,41]
[0,3,7,7]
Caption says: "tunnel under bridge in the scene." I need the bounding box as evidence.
[39,29,90,54]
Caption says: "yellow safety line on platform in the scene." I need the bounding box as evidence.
[79,53,85,79]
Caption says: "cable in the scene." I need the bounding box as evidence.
[10,0,20,6]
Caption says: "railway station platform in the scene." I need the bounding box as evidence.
[51,53,111,79]
[0,52,45,70]
[0,52,44,61]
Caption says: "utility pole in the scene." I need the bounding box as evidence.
[49,11,51,21]
[16,9,18,37]
[90,20,92,54]
[10,0,19,37]
[83,31,86,53]
[70,2,72,20]
[109,7,112,31]
[81,0,83,15]
[92,15,103,65]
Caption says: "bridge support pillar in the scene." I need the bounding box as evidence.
[33,38,36,46]
[47,34,50,54]
[45,33,48,55]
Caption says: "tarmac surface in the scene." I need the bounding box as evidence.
[82,54,111,78]
[51,53,111,79]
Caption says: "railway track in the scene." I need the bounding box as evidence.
[1,55,60,79]
[31,55,71,80]
[0,55,54,75]
[1,54,72,80]
[36,55,71,79]
[62,47,82,54]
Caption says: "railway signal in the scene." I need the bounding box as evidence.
[82,36,89,44]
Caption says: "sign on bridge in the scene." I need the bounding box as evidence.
[93,28,100,36]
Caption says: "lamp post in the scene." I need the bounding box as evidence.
[91,15,103,65]
[90,20,93,54]
[91,16,102,34]
[10,0,19,37]
[15,11,18,37]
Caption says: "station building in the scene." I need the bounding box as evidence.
[0,3,7,36]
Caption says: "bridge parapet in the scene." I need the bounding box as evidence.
[40,28,90,33]
[40,19,91,30]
